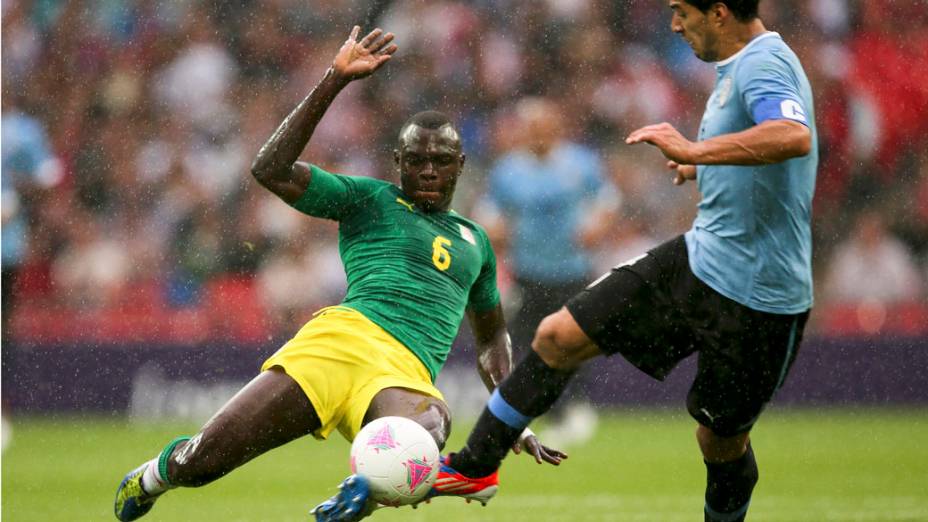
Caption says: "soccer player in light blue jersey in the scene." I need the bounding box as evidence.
[441,2,817,521]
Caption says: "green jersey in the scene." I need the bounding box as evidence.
[290,164,501,380]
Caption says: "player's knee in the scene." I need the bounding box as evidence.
[696,424,751,463]
[532,310,597,371]
[408,400,452,450]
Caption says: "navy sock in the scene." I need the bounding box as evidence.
[704,444,758,522]
[453,351,575,477]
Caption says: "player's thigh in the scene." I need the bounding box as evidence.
[364,388,452,449]
[565,237,696,380]
[197,368,320,448]
[687,306,810,437]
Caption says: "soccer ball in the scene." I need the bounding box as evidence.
[350,416,440,506]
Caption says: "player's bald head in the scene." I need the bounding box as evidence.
[398,111,461,150]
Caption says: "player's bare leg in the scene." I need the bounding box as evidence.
[167,367,320,485]
[114,368,320,521]
[696,425,757,522]
[312,388,452,521]
[364,388,452,449]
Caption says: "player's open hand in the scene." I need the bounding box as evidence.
[332,26,397,82]
[626,122,698,165]
[513,430,568,466]
[667,160,697,186]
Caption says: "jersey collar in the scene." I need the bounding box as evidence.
[715,31,780,68]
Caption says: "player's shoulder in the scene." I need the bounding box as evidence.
[737,33,797,70]
[315,164,396,197]
[448,211,493,246]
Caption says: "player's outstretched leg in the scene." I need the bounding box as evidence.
[450,309,598,480]
[113,368,320,521]
[311,387,453,518]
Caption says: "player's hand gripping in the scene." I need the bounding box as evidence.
[626,122,699,165]
[667,160,697,186]
[332,26,397,82]
[512,428,568,466]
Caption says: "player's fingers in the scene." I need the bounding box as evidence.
[533,448,544,464]
[379,43,398,56]
[348,25,361,42]
[667,160,679,170]
[511,442,522,454]
[369,32,395,54]
[539,451,562,465]
[626,130,656,145]
[673,172,686,185]
[543,446,568,459]
[360,28,383,48]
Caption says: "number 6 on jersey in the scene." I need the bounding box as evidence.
[432,236,452,271]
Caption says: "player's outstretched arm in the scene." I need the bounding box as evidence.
[625,119,811,168]
[466,305,568,466]
[251,26,397,204]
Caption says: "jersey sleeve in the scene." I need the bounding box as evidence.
[291,164,383,221]
[467,227,501,313]
[737,50,810,127]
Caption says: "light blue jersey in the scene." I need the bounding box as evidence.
[685,32,817,314]
[484,143,611,283]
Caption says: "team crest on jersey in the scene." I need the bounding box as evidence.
[717,77,733,107]
[458,224,477,245]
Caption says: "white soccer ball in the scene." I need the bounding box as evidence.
[350,416,440,506]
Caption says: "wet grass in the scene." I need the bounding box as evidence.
[2,407,927,521]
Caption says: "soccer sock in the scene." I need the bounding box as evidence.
[141,458,168,496]
[140,436,191,495]
[453,350,575,477]
[704,444,758,522]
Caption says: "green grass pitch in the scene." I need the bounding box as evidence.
[3,408,927,521]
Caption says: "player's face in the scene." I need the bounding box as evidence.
[395,124,465,213]
[670,1,720,62]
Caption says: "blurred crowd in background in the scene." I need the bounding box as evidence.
[3,0,927,345]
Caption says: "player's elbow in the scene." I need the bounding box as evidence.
[793,128,812,157]
[250,158,272,185]
[783,121,812,159]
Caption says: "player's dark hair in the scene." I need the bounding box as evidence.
[683,0,760,21]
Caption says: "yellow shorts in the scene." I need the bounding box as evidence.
[261,306,444,441]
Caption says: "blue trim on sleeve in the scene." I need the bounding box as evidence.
[751,97,809,126]
[487,389,532,430]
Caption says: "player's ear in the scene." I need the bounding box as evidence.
[710,2,727,24]
[393,149,401,167]
[459,153,466,169]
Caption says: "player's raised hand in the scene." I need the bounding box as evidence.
[332,26,397,82]
[667,160,697,186]
[626,122,698,165]
[513,431,568,466]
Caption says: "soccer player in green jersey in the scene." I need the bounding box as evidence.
[113,26,564,522]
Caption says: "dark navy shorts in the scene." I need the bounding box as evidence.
[566,235,808,436]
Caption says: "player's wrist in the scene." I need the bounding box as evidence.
[324,67,353,88]
[518,428,535,442]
